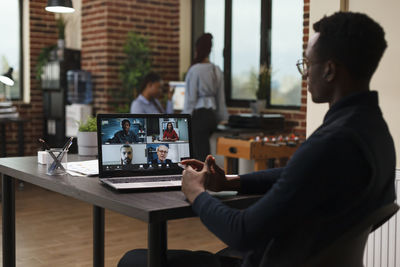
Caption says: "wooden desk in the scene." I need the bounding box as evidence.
[217,137,299,173]
[0,155,259,267]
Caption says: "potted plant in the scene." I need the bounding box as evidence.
[250,64,271,114]
[77,116,98,156]
[117,31,151,112]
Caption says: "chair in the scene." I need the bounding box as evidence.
[257,202,399,267]
[301,202,399,267]
[217,203,399,267]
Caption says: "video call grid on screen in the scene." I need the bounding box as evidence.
[98,115,191,171]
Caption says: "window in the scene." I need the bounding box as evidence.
[194,0,303,109]
[0,0,22,100]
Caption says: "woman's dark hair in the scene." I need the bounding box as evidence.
[140,71,161,92]
[313,12,387,80]
[192,33,213,65]
[166,122,173,131]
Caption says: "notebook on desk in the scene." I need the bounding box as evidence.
[97,113,192,190]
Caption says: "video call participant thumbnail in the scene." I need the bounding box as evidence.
[152,145,172,164]
[110,119,139,144]
[163,122,179,141]
[120,144,133,165]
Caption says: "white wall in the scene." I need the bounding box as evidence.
[307,0,400,167]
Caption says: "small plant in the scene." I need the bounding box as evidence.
[78,116,97,132]
[35,45,56,81]
[257,64,271,100]
[56,15,67,40]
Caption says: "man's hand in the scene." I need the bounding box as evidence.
[181,155,228,193]
[181,164,207,204]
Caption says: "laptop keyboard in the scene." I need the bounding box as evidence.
[107,175,181,184]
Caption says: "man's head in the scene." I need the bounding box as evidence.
[120,144,133,165]
[140,72,162,98]
[121,119,131,134]
[156,145,169,162]
[304,12,387,103]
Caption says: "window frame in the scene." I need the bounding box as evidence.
[17,0,23,101]
[192,0,301,110]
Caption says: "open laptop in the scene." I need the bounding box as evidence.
[97,113,192,190]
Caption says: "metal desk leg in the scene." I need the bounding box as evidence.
[0,124,5,157]
[93,206,104,267]
[148,221,167,267]
[2,174,16,267]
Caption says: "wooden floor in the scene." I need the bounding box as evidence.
[0,182,226,266]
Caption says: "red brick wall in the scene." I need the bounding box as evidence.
[81,0,180,113]
[7,0,57,156]
[9,0,307,156]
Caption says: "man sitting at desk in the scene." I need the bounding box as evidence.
[119,12,396,267]
[110,119,139,144]
[120,144,133,165]
[152,145,172,165]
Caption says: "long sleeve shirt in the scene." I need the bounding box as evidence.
[130,94,173,114]
[183,63,229,123]
[192,91,396,267]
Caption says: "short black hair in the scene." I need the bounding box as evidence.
[313,12,387,80]
[120,144,132,152]
[121,119,130,127]
[140,71,161,92]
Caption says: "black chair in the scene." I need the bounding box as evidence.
[257,202,399,267]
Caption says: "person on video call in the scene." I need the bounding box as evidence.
[110,119,139,144]
[120,144,133,165]
[183,33,229,161]
[163,122,179,141]
[119,12,396,267]
[130,72,174,114]
[151,145,172,165]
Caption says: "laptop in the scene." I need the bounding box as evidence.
[97,113,192,190]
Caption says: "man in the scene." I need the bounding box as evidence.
[151,145,172,165]
[120,144,133,165]
[119,12,396,267]
[130,72,174,114]
[110,119,139,144]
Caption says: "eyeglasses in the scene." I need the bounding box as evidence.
[158,150,168,153]
[296,58,309,76]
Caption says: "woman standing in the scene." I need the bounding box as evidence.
[183,33,228,161]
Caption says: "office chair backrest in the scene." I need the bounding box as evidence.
[258,202,399,267]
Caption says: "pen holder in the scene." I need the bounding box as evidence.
[46,149,68,175]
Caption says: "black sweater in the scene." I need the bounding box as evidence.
[192,91,396,267]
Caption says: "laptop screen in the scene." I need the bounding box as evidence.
[97,114,192,178]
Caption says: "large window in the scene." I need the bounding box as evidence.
[195,0,303,109]
[0,0,22,100]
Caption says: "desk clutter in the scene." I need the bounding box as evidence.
[0,101,18,118]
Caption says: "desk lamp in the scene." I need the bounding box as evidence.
[45,0,75,13]
[0,68,14,87]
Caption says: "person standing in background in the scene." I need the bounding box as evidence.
[183,33,229,161]
[130,72,174,114]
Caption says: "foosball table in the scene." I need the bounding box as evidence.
[216,135,301,174]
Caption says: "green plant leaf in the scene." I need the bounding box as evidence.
[78,116,97,132]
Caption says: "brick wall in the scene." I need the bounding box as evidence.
[9,0,307,156]
[81,0,180,113]
[7,0,57,156]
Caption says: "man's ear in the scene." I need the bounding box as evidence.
[323,61,336,82]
